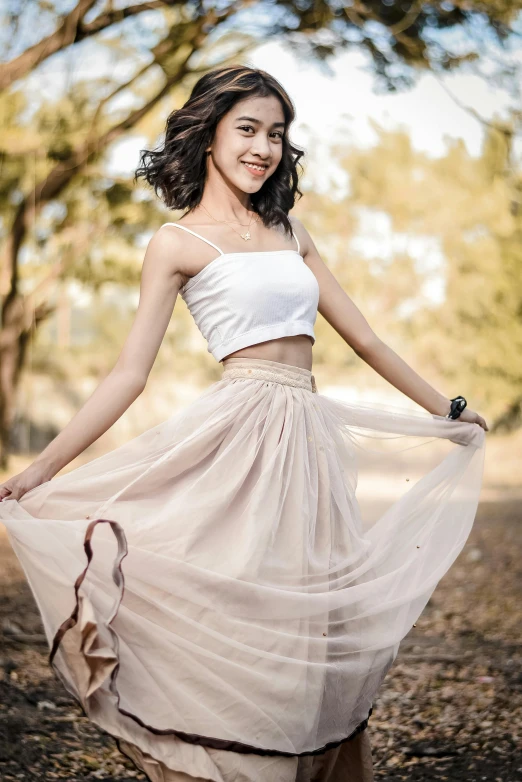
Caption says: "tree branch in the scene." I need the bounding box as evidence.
[0,0,189,91]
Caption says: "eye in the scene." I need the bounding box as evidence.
[238,125,284,140]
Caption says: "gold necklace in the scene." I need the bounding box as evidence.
[199,202,260,241]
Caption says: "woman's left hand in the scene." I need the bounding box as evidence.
[458,407,489,432]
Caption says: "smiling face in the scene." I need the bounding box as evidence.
[206,94,286,195]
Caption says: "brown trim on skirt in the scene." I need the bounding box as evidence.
[49,518,372,758]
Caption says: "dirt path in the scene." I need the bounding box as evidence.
[1,496,521,781]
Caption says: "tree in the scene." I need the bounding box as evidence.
[318,119,522,429]
[1,0,522,465]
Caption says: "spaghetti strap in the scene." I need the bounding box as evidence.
[161,222,224,256]
[292,228,301,255]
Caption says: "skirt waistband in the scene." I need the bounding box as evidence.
[221,357,317,393]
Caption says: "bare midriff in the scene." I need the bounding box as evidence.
[221,334,313,371]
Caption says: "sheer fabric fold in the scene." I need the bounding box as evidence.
[0,357,485,774]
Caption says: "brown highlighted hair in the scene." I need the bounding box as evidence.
[134,65,305,238]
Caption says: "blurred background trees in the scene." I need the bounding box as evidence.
[1,0,522,468]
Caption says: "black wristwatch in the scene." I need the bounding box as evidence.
[446,396,467,419]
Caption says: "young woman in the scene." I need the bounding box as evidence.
[0,65,487,782]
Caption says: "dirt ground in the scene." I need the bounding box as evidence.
[1,493,521,781]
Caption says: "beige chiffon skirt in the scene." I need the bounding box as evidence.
[116,725,374,781]
[0,357,485,781]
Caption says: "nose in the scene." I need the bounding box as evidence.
[249,133,272,160]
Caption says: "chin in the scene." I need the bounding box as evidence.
[239,179,264,192]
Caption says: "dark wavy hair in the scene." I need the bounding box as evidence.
[134,65,305,238]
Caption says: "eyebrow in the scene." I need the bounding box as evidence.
[235,115,286,128]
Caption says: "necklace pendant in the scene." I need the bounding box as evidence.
[241,231,251,241]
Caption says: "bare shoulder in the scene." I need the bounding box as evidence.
[153,221,222,286]
[148,222,195,288]
[152,222,187,260]
[288,215,319,258]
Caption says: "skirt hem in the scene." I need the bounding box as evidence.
[49,517,372,759]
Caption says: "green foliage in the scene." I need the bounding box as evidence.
[305,122,522,424]
[1,0,522,442]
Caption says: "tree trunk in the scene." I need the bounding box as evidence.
[0,292,30,469]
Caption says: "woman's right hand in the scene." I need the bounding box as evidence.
[0,463,53,503]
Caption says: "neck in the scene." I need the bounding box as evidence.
[199,197,255,224]
[198,166,256,223]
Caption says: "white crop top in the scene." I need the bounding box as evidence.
[162,222,319,362]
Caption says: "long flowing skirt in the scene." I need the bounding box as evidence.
[0,357,485,781]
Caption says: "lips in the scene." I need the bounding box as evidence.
[241,161,268,176]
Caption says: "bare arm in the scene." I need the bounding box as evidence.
[3,227,184,495]
[292,217,487,428]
